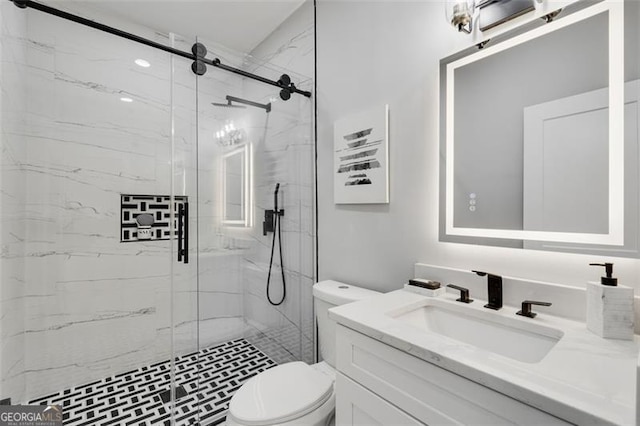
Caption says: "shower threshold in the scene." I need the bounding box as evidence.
[29,338,277,426]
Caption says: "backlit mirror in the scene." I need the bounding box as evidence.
[223,144,252,226]
[439,0,640,257]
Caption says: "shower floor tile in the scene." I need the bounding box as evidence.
[29,338,277,426]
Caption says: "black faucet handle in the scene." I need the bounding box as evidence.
[516,300,552,318]
[446,284,473,303]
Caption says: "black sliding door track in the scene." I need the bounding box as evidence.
[11,0,312,98]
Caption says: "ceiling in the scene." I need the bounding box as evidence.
[46,0,306,53]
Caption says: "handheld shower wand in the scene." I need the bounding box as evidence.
[266,183,286,306]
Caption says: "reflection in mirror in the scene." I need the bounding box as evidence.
[454,11,609,233]
[439,0,640,256]
[223,144,252,227]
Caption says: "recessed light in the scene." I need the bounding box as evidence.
[120,97,133,103]
[135,59,150,68]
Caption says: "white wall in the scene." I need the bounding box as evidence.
[316,1,640,293]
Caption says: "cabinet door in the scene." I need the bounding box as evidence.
[336,373,426,426]
[336,325,572,425]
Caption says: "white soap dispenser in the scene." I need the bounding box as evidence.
[586,262,634,340]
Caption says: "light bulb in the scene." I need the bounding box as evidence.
[445,0,475,33]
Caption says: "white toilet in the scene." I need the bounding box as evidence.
[226,280,380,426]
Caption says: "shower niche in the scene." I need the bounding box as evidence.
[120,194,188,242]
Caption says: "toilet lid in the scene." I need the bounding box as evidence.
[228,361,333,425]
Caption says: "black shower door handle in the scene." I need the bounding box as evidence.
[183,202,189,264]
[177,202,189,264]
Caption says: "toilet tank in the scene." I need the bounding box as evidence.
[313,280,380,367]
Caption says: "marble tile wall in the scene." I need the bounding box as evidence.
[0,7,248,402]
[0,0,314,404]
[18,10,176,402]
[1,0,29,404]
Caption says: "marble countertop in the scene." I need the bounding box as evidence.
[329,289,639,425]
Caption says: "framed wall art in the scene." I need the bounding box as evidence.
[334,104,389,204]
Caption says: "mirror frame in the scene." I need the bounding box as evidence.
[442,0,624,245]
[222,144,252,227]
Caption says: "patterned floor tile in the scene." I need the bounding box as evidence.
[29,339,277,426]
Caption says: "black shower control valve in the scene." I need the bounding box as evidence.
[263,209,285,236]
[263,210,275,235]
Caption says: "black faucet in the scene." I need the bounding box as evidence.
[446,284,473,303]
[516,300,552,318]
[473,270,502,310]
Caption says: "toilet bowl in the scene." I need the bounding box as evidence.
[226,280,380,426]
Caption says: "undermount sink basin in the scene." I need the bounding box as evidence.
[388,302,563,363]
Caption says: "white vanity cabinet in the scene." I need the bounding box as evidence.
[334,325,572,426]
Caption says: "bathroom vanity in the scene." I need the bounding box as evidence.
[329,276,639,425]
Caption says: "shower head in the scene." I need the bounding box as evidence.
[211,101,246,109]
[213,95,271,113]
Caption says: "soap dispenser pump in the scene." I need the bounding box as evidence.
[589,262,618,286]
[586,262,634,340]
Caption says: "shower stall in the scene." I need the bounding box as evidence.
[0,1,315,424]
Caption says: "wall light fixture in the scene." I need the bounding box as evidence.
[446,0,476,34]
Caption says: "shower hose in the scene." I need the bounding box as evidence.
[267,184,286,306]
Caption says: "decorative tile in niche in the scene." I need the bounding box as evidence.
[120,194,187,242]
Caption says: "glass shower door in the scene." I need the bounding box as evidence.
[168,33,200,425]
[186,36,315,425]
[166,27,314,425]
[0,3,198,425]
